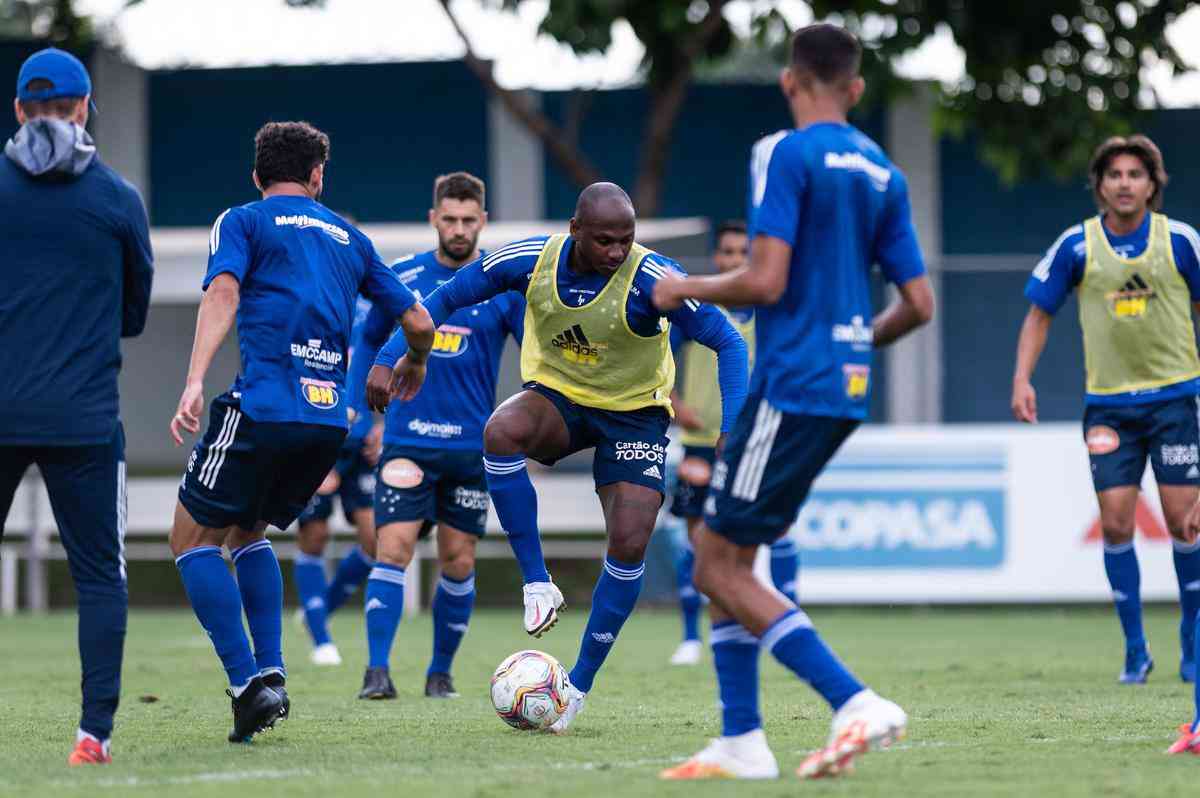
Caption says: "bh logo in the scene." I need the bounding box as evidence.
[432,324,472,358]
[301,378,339,410]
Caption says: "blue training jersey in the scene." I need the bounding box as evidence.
[748,124,926,419]
[350,250,525,450]
[205,195,417,428]
[1024,213,1200,406]
[376,236,750,433]
[345,295,375,441]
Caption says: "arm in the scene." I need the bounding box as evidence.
[366,303,435,411]
[120,184,154,338]
[670,302,749,436]
[1011,305,1053,424]
[345,303,393,418]
[169,274,239,445]
[873,275,934,348]
[667,326,703,431]
[655,235,790,311]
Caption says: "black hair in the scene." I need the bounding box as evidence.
[715,219,747,242]
[433,171,486,208]
[791,23,862,85]
[253,121,330,190]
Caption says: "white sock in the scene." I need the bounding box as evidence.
[229,678,254,697]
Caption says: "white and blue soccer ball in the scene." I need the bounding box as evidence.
[490,649,569,730]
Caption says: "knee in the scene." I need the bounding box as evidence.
[1101,522,1135,546]
[484,413,533,456]
[607,530,650,565]
[226,526,266,552]
[375,525,415,568]
[297,523,330,555]
[439,545,476,581]
[692,553,722,596]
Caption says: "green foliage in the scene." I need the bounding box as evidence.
[1,607,1198,795]
[0,0,92,52]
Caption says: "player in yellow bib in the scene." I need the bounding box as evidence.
[1013,135,1200,697]
[368,183,749,732]
[666,220,798,666]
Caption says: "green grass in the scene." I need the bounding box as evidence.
[1,605,1198,797]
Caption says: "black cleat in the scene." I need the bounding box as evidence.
[261,671,290,721]
[227,677,285,743]
[424,672,460,699]
[358,666,397,700]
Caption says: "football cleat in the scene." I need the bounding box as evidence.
[227,677,285,743]
[547,679,585,734]
[523,581,565,638]
[310,642,343,666]
[669,639,703,666]
[798,689,907,780]
[357,666,397,700]
[424,672,460,698]
[1119,645,1154,684]
[67,737,111,766]
[660,730,780,780]
[261,671,290,721]
[1166,723,1200,755]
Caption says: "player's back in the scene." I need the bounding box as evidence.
[750,123,919,419]
[209,195,373,427]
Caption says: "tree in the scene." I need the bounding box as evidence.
[0,0,93,52]
[442,0,1196,212]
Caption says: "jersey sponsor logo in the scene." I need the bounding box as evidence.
[432,324,472,358]
[1105,273,1155,318]
[789,449,1006,568]
[823,151,891,191]
[381,457,424,489]
[407,418,464,439]
[1085,425,1120,455]
[831,316,874,350]
[453,486,489,511]
[843,364,870,400]
[550,324,604,365]
[614,441,665,463]
[273,214,350,245]
[301,377,339,410]
[1161,443,1199,466]
[291,339,345,371]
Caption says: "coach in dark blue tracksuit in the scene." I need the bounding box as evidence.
[0,49,153,766]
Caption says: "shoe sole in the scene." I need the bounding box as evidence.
[359,692,397,700]
[798,720,906,779]
[1119,660,1154,684]
[526,605,563,638]
[229,705,286,743]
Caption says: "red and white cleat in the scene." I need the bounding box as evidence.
[67,736,111,766]
[660,730,780,780]
[1166,723,1200,755]
[798,689,906,780]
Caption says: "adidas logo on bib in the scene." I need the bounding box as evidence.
[551,324,601,365]
[643,464,662,479]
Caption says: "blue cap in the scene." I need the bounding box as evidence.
[16,48,91,102]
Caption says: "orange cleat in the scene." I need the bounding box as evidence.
[659,760,736,780]
[797,690,907,780]
[1166,723,1200,755]
[67,737,111,766]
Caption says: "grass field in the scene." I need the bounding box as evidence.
[2,604,1199,797]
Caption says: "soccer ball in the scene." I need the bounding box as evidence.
[490,649,569,730]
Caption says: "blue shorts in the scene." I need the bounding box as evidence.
[298,444,376,526]
[527,383,670,495]
[705,393,858,547]
[670,445,716,519]
[374,445,489,537]
[179,392,347,531]
[1084,396,1200,492]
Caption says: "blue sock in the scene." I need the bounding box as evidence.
[364,563,406,669]
[325,545,373,615]
[484,455,550,584]
[769,538,800,604]
[762,609,864,711]
[428,571,476,676]
[176,546,257,687]
[1104,542,1145,649]
[676,544,701,642]
[711,621,761,736]
[568,556,644,693]
[293,552,332,647]
[232,540,285,675]
[1174,539,1200,658]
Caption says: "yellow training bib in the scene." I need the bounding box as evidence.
[521,234,675,413]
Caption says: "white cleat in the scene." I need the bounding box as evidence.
[798,689,907,779]
[669,639,703,666]
[522,581,565,637]
[660,729,780,780]
[309,642,343,666]
[548,681,585,734]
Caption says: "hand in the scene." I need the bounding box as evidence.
[170,382,204,446]
[673,400,704,432]
[362,420,384,467]
[1011,378,1038,423]
[366,364,394,413]
[1185,500,1200,544]
[652,272,686,311]
[389,354,427,402]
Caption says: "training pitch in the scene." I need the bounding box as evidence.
[1,604,1197,796]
